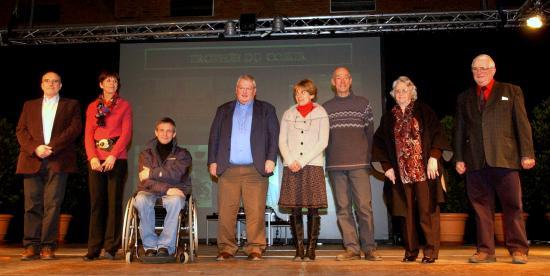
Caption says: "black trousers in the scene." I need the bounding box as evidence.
[23,160,68,250]
[401,181,440,259]
[466,167,528,255]
[87,160,127,255]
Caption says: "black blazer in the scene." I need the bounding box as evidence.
[454,81,534,171]
[16,97,82,174]
[208,99,279,177]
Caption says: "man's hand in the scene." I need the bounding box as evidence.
[265,160,275,174]
[521,157,536,170]
[90,157,102,171]
[166,188,185,198]
[101,155,117,172]
[139,166,150,182]
[455,161,467,175]
[34,145,52,159]
[209,163,217,177]
[385,168,396,184]
[427,157,439,180]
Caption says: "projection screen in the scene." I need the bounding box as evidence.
[120,37,388,241]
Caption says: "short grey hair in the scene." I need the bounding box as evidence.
[236,74,257,88]
[389,76,418,101]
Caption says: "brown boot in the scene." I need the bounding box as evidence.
[40,246,56,260]
[289,215,305,261]
[304,215,320,261]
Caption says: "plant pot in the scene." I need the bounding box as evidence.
[0,214,14,243]
[58,214,73,244]
[440,213,469,245]
[494,212,529,245]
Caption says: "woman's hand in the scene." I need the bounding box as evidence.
[289,161,302,173]
[427,157,439,179]
[385,168,396,184]
[101,155,117,172]
[90,157,102,171]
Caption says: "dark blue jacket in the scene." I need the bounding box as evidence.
[137,137,192,196]
[208,99,279,177]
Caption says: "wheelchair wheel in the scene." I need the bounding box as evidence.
[122,197,136,255]
[188,196,198,262]
[125,250,132,264]
[177,251,189,264]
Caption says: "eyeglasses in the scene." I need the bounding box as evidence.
[394,89,409,94]
[471,67,494,72]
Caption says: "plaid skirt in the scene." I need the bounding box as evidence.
[278,165,328,208]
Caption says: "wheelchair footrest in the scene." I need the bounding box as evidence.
[141,256,176,264]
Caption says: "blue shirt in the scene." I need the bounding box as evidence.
[230,100,254,165]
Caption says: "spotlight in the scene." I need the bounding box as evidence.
[224,20,236,37]
[272,16,284,32]
[526,13,544,28]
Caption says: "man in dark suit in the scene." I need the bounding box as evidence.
[454,54,535,264]
[208,74,279,261]
[16,71,82,260]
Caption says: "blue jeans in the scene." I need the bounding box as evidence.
[134,191,185,255]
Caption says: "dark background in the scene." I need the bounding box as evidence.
[1,27,549,244]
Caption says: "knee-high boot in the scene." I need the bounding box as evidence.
[289,215,305,261]
[305,215,321,261]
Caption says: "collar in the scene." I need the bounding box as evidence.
[477,79,495,95]
[43,94,60,104]
[236,99,254,109]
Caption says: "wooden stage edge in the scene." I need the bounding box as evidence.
[1,244,550,275]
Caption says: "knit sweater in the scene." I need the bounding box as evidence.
[279,103,329,167]
[322,92,374,171]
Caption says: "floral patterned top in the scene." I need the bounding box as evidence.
[392,104,426,184]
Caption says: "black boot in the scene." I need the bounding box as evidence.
[305,215,321,261]
[289,215,305,261]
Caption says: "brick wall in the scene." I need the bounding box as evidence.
[1,0,504,26]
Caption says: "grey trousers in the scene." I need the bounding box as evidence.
[217,165,268,255]
[328,168,376,253]
[23,161,68,250]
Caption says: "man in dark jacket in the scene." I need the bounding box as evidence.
[16,71,82,261]
[454,54,535,264]
[134,117,192,258]
[208,74,279,261]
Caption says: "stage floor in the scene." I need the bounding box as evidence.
[1,244,550,275]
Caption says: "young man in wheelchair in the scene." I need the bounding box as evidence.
[134,117,192,258]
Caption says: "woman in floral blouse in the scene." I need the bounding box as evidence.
[371,76,451,264]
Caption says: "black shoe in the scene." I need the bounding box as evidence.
[145,249,157,257]
[421,256,436,264]
[104,251,117,260]
[402,255,417,262]
[82,253,100,261]
[156,248,169,257]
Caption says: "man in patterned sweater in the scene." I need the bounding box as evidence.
[323,66,381,261]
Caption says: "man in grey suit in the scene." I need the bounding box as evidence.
[454,54,535,264]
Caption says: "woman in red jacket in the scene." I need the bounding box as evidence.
[83,71,133,261]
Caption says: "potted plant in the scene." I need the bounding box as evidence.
[519,97,550,240]
[438,115,469,245]
[0,118,22,243]
[59,142,89,243]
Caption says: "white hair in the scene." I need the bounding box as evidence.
[389,76,418,101]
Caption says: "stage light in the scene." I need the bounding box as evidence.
[526,13,544,28]
[224,20,236,37]
[272,16,284,32]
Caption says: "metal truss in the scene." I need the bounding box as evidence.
[0,9,545,46]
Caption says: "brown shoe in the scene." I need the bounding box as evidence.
[247,252,262,261]
[21,247,39,261]
[40,247,56,260]
[365,250,383,261]
[468,251,496,263]
[216,252,234,261]
[511,251,528,264]
[336,249,361,261]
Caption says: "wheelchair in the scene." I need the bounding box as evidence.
[121,194,198,264]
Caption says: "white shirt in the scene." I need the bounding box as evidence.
[42,95,59,145]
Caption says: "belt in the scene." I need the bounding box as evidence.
[95,137,119,152]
